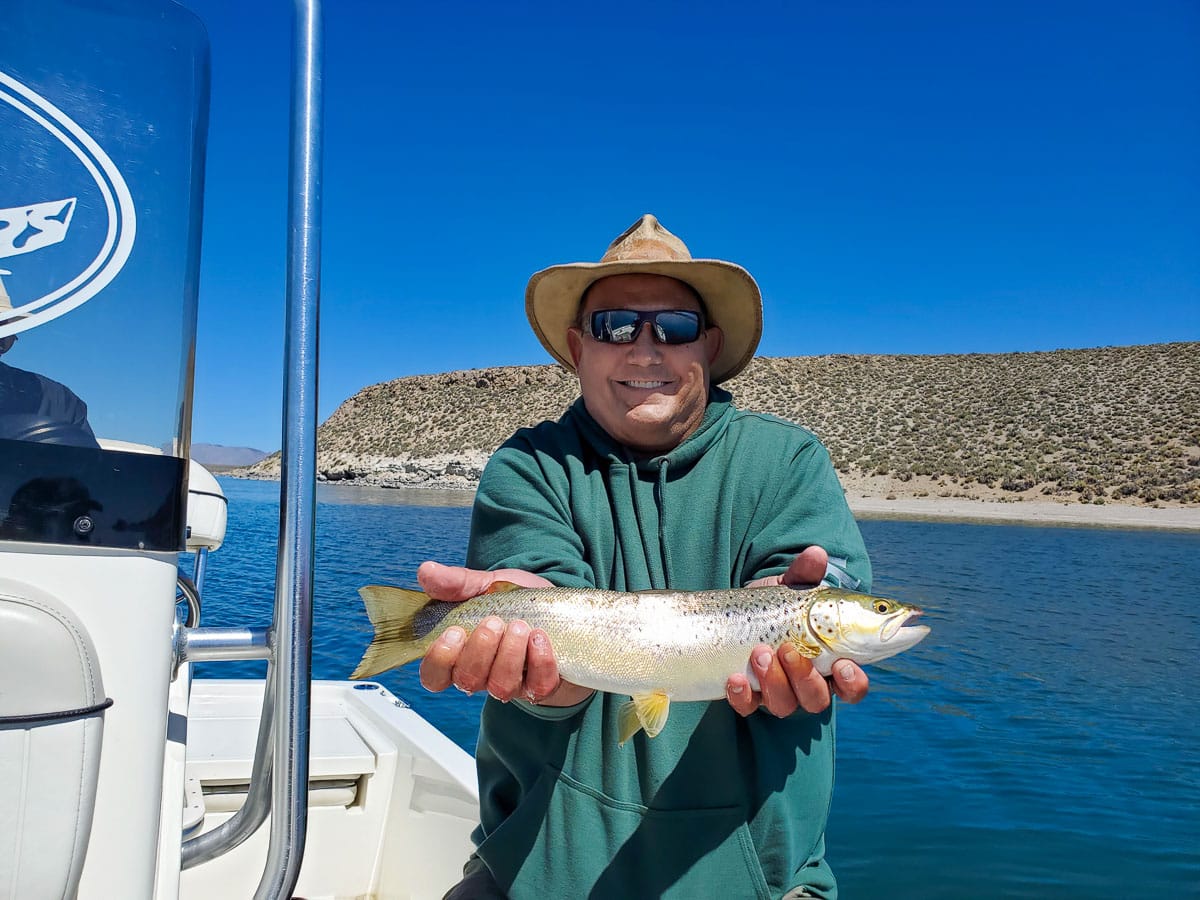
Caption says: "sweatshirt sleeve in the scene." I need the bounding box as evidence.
[466,430,599,722]
[466,432,595,588]
[742,435,873,594]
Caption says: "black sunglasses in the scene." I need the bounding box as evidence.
[587,309,705,345]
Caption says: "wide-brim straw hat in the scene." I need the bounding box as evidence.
[0,272,27,325]
[525,214,762,384]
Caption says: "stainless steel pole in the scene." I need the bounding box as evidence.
[253,0,322,894]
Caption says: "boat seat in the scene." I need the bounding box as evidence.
[0,579,110,899]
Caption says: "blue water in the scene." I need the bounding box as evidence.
[196,478,1200,898]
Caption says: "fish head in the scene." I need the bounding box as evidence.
[805,588,930,666]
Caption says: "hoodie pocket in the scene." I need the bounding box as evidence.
[477,766,772,900]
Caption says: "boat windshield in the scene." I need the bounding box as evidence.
[0,0,209,551]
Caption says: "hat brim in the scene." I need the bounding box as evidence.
[526,259,762,384]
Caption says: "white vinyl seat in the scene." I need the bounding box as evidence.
[0,579,109,899]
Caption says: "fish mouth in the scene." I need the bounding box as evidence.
[879,609,922,643]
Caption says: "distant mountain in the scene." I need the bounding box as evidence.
[191,443,271,468]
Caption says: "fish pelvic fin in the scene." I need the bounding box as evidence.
[617,690,671,746]
[351,585,437,679]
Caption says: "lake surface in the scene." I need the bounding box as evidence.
[196,478,1200,899]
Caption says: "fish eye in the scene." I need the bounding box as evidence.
[873,600,892,614]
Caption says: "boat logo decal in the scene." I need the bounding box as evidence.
[0,69,136,337]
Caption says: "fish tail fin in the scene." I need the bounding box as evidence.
[352,585,437,679]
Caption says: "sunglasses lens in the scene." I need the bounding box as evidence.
[592,310,642,343]
[653,311,702,344]
[590,310,702,345]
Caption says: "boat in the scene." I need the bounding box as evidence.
[0,1,479,897]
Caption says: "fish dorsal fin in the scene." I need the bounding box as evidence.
[617,690,671,746]
[484,580,523,594]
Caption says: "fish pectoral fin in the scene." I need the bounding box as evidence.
[618,691,671,746]
[785,625,823,659]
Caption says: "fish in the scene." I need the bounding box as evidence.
[352,581,930,744]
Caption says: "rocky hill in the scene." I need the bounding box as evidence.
[239,342,1200,506]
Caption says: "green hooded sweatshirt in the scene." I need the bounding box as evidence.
[464,388,871,900]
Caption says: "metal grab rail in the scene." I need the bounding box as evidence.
[256,0,322,896]
[180,664,278,867]
[176,627,272,666]
[177,2,322,897]
[177,572,202,628]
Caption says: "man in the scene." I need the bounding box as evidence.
[0,282,98,446]
[421,215,871,899]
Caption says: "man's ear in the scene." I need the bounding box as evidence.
[567,327,584,367]
[705,326,724,366]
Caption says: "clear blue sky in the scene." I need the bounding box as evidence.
[185,0,1198,452]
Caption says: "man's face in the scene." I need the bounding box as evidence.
[567,273,723,455]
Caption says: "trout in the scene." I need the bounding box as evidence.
[352,582,929,744]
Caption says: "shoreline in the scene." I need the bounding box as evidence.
[845,494,1200,531]
[226,471,1200,532]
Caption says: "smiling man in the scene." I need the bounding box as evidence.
[568,274,716,454]
[418,215,872,899]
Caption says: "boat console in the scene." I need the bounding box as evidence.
[1,2,478,897]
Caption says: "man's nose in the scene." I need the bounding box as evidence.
[626,323,663,361]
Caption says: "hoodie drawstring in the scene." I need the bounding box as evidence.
[656,457,673,585]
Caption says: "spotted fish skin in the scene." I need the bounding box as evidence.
[353,583,929,700]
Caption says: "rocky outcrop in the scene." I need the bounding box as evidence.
[235,344,1200,505]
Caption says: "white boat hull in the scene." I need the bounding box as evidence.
[169,678,478,900]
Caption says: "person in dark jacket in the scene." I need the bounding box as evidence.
[420,215,872,899]
[0,283,98,447]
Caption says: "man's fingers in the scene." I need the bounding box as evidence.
[752,645,800,718]
[417,560,491,602]
[778,644,832,713]
[744,546,832,590]
[725,673,760,717]
[418,619,588,708]
[486,620,531,702]
[419,626,466,692]
[417,562,555,601]
[829,659,869,704]
[523,629,561,702]
[782,545,829,588]
[448,617,505,694]
[730,644,864,720]
[523,628,595,708]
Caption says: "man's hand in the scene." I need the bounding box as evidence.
[416,561,594,708]
[726,545,870,717]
